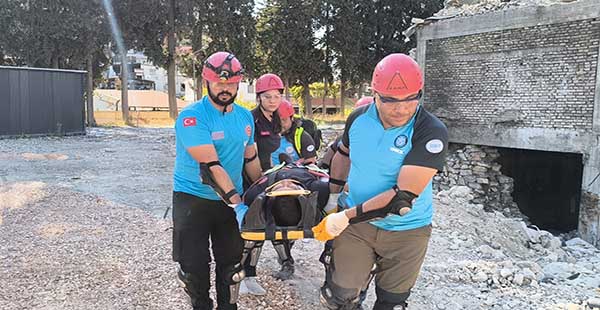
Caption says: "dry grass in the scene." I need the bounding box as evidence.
[94,110,348,127]
[95,111,175,127]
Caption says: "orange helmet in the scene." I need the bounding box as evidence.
[255,73,284,94]
[354,96,374,108]
[277,99,295,119]
[371,53,423,98]
[202,52,243,83]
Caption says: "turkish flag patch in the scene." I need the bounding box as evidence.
[183,117,197,127]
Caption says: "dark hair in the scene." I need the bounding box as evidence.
[257,90,284,133]
[270,196,302,227]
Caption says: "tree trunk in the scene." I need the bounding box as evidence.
[167,0,178,120]
[321,78,327,115]
[121,52,130,124]
[86,53,96,127]
[284,78,290,101]
[303,82,312,118]
[193,17,203,101]
[51,55,59,69]
[339,74,346,116]
[358,82,366,99]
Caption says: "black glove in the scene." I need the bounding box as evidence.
[349,189,417,224]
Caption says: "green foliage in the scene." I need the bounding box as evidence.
[0,0,444,99]
[236,98,257,111]
[289,85,304,114]
[256,0,326,85]
[1,0,110,71]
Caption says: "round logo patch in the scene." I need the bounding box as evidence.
[245,125,252,137]
[286,146,294,154]
[425,139,444,154]
[307,145,315,152]
[394,135,408,148]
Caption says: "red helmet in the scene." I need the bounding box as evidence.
[202,52,244,83]
[277,99,295,119]
[371,53,423,98]
[255,73,284,94]
[354,96,374,108]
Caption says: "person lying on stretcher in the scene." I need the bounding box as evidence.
[240,162,331,239]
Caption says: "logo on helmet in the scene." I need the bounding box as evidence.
[268,77,279,87]
[386,73,408,91]
[394,135,408,148]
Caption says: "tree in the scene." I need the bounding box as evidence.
[111,0,176,122]
[325,0,373,115]
[176,0,257,101]
[324,0,443,114]
[257,0,325,117]
[369,0,443,62]
[1,0,110,125]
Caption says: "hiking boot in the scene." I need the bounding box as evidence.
[239,277,266,296]
[273,261,295,280]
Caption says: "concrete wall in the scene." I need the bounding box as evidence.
[417,0,600,245]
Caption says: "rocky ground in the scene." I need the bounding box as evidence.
[1,127,599,310]
[437,0,581,17]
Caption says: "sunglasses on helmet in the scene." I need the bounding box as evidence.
[204,53,244,81]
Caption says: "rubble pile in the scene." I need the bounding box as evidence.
[437,0,580,17]
[411,186,600,310]
[433,144,520,215]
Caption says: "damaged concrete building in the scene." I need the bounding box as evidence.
[415,0,600,245]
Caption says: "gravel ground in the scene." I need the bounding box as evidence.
[2,127,600,310]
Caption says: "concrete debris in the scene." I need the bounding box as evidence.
[437,0,581,18]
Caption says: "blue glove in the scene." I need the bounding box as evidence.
[233,204,248,229]
[337,191,354,210]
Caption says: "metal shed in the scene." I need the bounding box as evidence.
[0,66,86,137]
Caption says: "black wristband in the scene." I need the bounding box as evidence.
[356,203,364,217]
[337,147,349,157]
[224,189,238,201]
[244,153,257,163]
[207,161,221,168]
[329,178,346,187]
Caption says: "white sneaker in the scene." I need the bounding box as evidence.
[240,277,267,296]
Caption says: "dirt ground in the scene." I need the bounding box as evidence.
[1,127,600,310]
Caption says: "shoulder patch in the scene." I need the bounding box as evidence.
[307,145,315,152]
[245,125,252,137]
[183,117,197,127]
[425,139,444,154]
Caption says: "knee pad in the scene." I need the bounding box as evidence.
[249,243,263,267]
[224,262,245,304]
[272,240,294,265]
[319,242,333,277]
[243,241,263,267]
[320,280,362,310]
[373,287,410,310]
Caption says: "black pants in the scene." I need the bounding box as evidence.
[172,192,244,310]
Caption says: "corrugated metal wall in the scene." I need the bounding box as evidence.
[0,66,86,137]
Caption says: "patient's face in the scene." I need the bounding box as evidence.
[271,179,304,192]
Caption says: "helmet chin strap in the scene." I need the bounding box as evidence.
[207,83,237,114]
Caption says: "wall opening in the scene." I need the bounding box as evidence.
[497,148,583,233]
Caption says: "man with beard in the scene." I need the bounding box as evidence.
[172,51,263,310]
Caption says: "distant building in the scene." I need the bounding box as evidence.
[101,50,255,104]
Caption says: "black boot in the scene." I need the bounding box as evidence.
[273,260,295,280]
